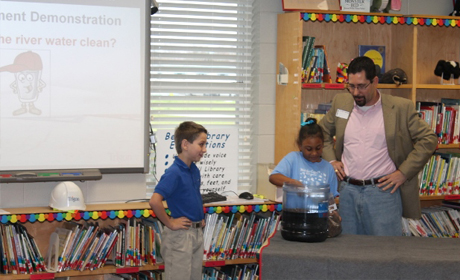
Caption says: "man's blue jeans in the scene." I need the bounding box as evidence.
[339,181,403,236]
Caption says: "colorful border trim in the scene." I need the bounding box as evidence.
[301,12,460,27]
[0,204,283,224]
[204,204,282,214]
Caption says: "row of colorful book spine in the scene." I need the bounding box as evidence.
[402,206,460,238]
[107,263,260,280]
[108,269,163,279]
[0,223,45,275]
[53,221,120,272]
[43,217,164,274]
[113,217,164,268]
[203,211,280,261]
[419,152,460,196]
[203,264,259,280]
[0,212,278,276]
[301,38,331,84]
[417,99,460,145]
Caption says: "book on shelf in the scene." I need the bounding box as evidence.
[419,153,432,194]
[421,214,441,237]
[0,226,5,274]
[442,106,456,144]
[435,206,459,236]
[420,206,460,238]
[422,210,446,237]
[305,56,318,84]
[202,211,279,262]
[416,100,460,145]
[301,36,316,83]
[401,218,411,236]
[0,223,46,275]
[300,103,331,125]
[41,221,140,273]
[407,219,428,237]
[307,46,325,83]
[440,98,460,144]
[358,45,385,75]
[303,45,332,84]
[317,102,332,112]
[417,101,441,138]
[203,263,259,280]
[419,152,460,196]
[422,154,443,195]
[441,204,460,232]
[314,45,332,83]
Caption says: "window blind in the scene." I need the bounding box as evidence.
[147,0,254,194]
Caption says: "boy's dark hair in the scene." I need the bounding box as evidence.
[297,118,323,146]
[348,56,377,81]
[174,121,208,154]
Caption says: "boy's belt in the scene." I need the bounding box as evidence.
[190,221,202,228]
[343,176,383,186]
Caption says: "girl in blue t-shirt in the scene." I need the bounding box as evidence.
[269,117,339,199]
[270,118,341,236]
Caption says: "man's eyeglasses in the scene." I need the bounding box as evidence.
[346,82,372,93]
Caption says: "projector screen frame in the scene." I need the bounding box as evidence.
[0,0,152,176]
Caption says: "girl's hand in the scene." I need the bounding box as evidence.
[289,179,304,187]
[168,217,192,230]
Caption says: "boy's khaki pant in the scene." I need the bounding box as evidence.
[161,226,203,280]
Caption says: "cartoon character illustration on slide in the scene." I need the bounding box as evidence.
[0,51,46,115]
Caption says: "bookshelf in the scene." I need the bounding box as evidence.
[276,11,460,206]
[0,201,280,279]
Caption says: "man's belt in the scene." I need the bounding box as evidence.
[343,176,383,186]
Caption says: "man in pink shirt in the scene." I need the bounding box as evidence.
[319,56,437,236]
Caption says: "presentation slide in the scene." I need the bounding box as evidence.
[0,0,149,173]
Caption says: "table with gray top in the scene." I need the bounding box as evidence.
[260,231,460,280]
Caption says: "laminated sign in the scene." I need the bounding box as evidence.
[282,0,340,11]
[155,128,238,194]
[340,0,371,12]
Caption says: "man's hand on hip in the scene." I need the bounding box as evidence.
[378,170,407,193]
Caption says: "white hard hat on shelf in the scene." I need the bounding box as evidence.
[49,181,86,211]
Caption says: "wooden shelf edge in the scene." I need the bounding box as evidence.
[378,84,413,89]
[0,259,260,279]
[437,144,460,149]
[297,10,460,20]
[0,202,152,215]
[0,201,281,216]
[300,83,460,90]
[419,195,445,201]
[301,83,414,90]
[416,84,460,89]
[222,258,258,265]
[295,10,404,17]
[300,84,460,92]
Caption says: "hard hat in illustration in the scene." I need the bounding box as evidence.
[49,181,86,211]
[0,51,43,73]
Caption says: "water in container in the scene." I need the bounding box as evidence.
[281,183,330,242]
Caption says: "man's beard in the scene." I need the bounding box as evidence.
[354,96,366,106]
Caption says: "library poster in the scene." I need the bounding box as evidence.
[155,128,238,194]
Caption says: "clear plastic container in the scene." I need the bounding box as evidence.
[281,183,330,242]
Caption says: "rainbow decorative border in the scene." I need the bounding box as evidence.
[301,12,460,27]
[0,204,283,224]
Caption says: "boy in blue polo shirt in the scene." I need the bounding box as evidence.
[149,121,207,280]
